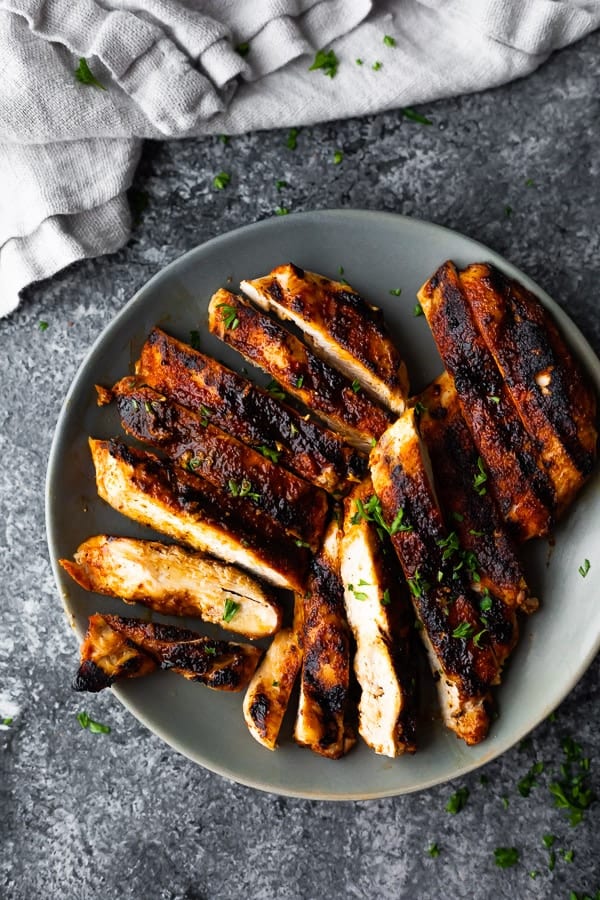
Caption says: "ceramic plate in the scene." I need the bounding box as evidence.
[46,210,600,800]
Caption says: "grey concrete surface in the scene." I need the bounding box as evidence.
[2,29,600,900]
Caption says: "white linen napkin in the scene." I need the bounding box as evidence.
[1,0,599,317]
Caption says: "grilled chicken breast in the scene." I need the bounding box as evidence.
[294,519,355,759]
[208,289,393,452]
[75,614,262,692]
[417,260,556,541]
[111,377,329,551]
[458,262,597,515]
[370,411,507,745]
[241,264,409,414]
[243,595,304,750]
[60,536,281,639]
[417,373,537,621]
[89,438,310,592]
[135,327,366,494]
[340,480,418,756]
[73,612,157,692]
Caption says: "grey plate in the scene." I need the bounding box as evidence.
[46,210,600,800]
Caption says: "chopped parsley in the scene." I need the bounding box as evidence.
[295,374,305,389]
[445,786,469,814]
[549,735,595,825]
[219,134,230,145]
[413,303,424,316]
[452,622,475,640]
[199,404,212,427]
[468,529,485,537]
[473,456,488,495]
[2,716,13,726]
[204,645,217,656]
[347,583,369,601]
[517,761,544,797]
[505,204,513,218]
[563,849,575,863]
[501,795,509,810]
[258,445,280,464]
[479,590,493,613]
[286,128,299,150]
[228,478,260,502]
[452,511,464,523]
[276,179,288,191]
[217,302,239,330]
[389,507,413,535]
[473,628,487,648]
[272,680,280,687]
[186,457,202,472]
[525,178,535,187]
[426,842,440,858]
[351,379,362,393]
[295,539,311,549]
[39,320,49,332]
[189,329,201,350]
[542,834,556,849]
[579,558,590,578]
[548,850,556,871]
[372,61,383,71]
[236,42,250,57]
[488,395,501,404]
[401,107,432,126]
[75,58,106,90]
[437,530,460,561]
[413,401,427,415]
[223,597,241,623]
[381,588,391,606]
[77,711,111,734]
[275,206,290,216]
[213,172,231,190]
[389,287,402,296]
[355,58,363,66]
[309,49,339,78]
[351,494,412,537]
[494,847,519,868]
[333,149,344,165]
[383,35,396,47]
[266,379,286,400]
[408,569,429,599]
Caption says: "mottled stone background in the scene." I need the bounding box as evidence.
[1,30,600,900]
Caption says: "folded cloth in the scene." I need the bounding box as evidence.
[1,0,599,316]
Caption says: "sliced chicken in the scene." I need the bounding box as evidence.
[73,612,157,692]
[208,289,393,452]
[458,262,597,515]
[74,614,262,692]
[417,373,537,622]
[340,479,418,757]
[370,411,506,746]
[60,536,281,639]
[89,438,310,592]
[243,595,304,750]
[111,377,329,551]
[135,327,366,494]
[417,260,556,541]
[241,263,409,414]
[294,519,355,759]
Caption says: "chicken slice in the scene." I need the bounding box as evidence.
[417,373,537,621]
[458,262,597,515]
[340,479,418,757]
[208,289,393,452]
[89,439,310,592]
[75,614,262,692]
[417,260,556,541]
[241,263,409,414]
[135,327,366,494]
[243,595,304,750]
[111,377,329,551]
[370,411,507,746]
[73,612,157,692]
[294,519,355,759]
[60,536,281,639]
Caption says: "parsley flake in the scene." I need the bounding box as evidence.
[77,711,111,734]
[286,128,299,150]
[505,204,513,218]
[2,716,13,726]
[351,379,362,393]
[383,35,396,47]
[276,179,288,191]
[381,588,391,606]
[372,61,383,71]
[427,842,440,858]
[401,107,432,125]
[217,302,239,330]
[445,786,469,814]
[213,172,231,191]
[275,206,289,216]
[228,479,260,502]
[494,847,519,868]
[295,539,311,549]
[39,320,49,332]
[75,58,106,90]
[452,622,475,640]
[525,178,535,187]
[473,456,488,495]
[413,303,424,317]
[309,49,339,78]
[579,558,590,578]
[223,597,241,623]
[518,761,545,797]
[333,149,344,165]
[389,288,402,296]
[236,42,250,58]
[258,445,280,464]
[355,58,363,66]
[266,379,286,400]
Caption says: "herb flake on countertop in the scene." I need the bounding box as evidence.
[517,760,545,797]
[309,49,339,78]
[445,786,469,814]
[275,206,289,216]
[578,558,590,577]
[333,149,344,165]
[401,107,432,125]
[413,303,424,316]
[236,42,250,57]
[75,58,106,90]
[213,172,231,190]
[389,287,402,296]
[276,179,288,191]
[38,320,49,331]
[426,842,440,858]
[549,735,595,825]
[504,204,513,218]
[372,61,383,71]
[383,35,396,47]
[77,711,111,734]
[286,128,299,150]
[494,847,519,868]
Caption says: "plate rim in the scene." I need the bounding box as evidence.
[45,209,600,800]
